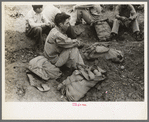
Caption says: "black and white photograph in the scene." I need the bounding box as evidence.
[2,1,147,120]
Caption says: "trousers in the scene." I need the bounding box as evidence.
[26,26,51,45]
[111,18,140,34]
[76,9,101,25]
[44,47,84,69]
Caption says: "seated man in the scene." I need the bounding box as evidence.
[43,12,84,69]
[43,4,77,39]
[111,4,140,40]
[73,4,103,26]
[26,5,54,48]
[72,4,112,41]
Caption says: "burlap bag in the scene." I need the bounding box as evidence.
[83,43,124,63]
[28,56,62,80]
[94,21,111,41]
[58,65,106,101]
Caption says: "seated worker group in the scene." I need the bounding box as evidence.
[26,4,141,50]
[26,4,141,65]
[25,5,77,50]
[73,4,141,41]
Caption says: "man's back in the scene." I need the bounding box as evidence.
[42,5,61,23]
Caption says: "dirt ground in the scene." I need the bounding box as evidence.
[5,4,144,102]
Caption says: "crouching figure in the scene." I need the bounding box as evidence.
[43,12,84,69]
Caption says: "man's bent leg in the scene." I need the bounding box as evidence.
[68,47,84,69]
[42,26,52,35]
[132,19,140,33]
[34,27,43,44]
[111,19,120,35]
[55,48,84,68]
[81,9,94,25]
[75,9,83,25]
[55,49,70,68]
[26,27,43,46]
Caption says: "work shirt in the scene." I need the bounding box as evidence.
[26,9,49,30]
[115,4,137,18]
[44,26,78,61]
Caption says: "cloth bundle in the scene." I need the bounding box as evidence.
[94,21,111,41]
[28,56,62,80]
[83,43,124,63]
[57,64,106,101]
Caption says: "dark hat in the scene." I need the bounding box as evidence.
[32,5,43,11]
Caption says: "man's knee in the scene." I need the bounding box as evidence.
[64,47,79,55]
[71,47,79,54]
[114,19,120,24]
[34,27,42,33]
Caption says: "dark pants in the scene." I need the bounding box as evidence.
[26,26,51,46]
[111,19,140,34]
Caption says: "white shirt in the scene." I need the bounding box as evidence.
[26,9,48,28]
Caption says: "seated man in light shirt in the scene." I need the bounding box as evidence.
[43,12,84,70]
[26,5,54,48]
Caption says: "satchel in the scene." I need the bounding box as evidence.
[83,43,124,63]
[28,56,62,80]
[94,21,111,41]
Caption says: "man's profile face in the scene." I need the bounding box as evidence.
[61,18,70,32]
[35,7,43,14]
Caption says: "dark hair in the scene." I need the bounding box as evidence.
[54,12,70,26]
[32,5,43,11]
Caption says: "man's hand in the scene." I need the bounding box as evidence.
[90,20,96,26]
[49,22,55,28]
[45,22,55,28]
[73,6,76,11]
[41,23,47,28]
[68,6,76,13]
[121,16,128,22]
[77,40,85,48]
[45,23,50,26]
[128,16,134,21]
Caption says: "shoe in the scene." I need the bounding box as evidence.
[134,31,143,41]
[110,33,117,41]
[75,21,82,25]
[111,32,117,37]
